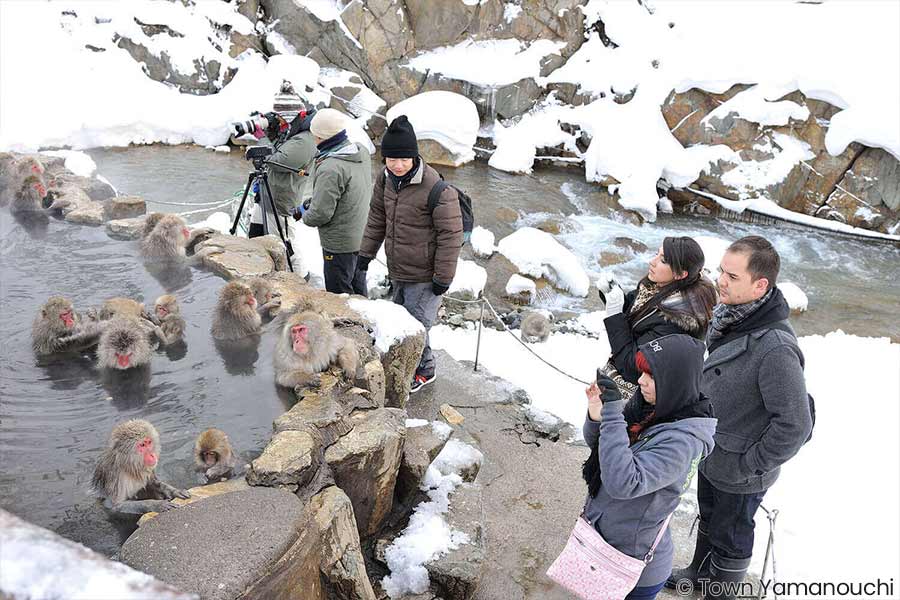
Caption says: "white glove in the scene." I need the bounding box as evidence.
[605,285,625,316]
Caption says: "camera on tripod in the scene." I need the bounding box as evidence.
[231,112,267,138]
[245,145,273,170]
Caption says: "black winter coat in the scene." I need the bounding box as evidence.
[604,288,709,384]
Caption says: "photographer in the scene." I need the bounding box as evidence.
[247,100,316,239]
[578,335,716,600]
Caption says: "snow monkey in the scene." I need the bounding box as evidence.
[153,294,186,345]
[91,419,190,517]
[140,213,214,261]
[520,311,551,343]
[247,277,282,320]
[1,155,44,208]
[194,428,238,482]
[10,174,48,213]
[211,281,262,341]
[98,297,155,322]
[32,296,106,355]
[96,318,154,370]
[273,307,359,389]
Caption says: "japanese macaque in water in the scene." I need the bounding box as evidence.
[273,307,359,389]
[247,278,281,320]
[194,428,238,482]
[91,419,190,517]
[96,318,154,370]
[153,294,186,345]
[32,296,105,356]
[140,214,215,261]
[210,281,262,341]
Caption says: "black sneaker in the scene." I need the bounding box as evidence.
[409,373,435,394]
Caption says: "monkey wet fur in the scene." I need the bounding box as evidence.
[91,419,190,517]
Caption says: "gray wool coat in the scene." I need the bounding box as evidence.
[699,325,813,494]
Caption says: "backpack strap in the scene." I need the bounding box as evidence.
[427,179,450,215]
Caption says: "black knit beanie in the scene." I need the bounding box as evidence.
[381,115,419,158]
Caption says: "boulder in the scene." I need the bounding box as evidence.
[115,35,231,95]
[397,421,452,505]
[138,478,250,525]
[419,139,471,168]
[103,195,146,220]
[106,216,147,240]
[325,408,406,537]
[382,329,426,408]
[824,147,900,232]
[49,172,116,202]
[246,429,318,491]
[274,378,379,446]
[193,234,285,279]
[65,200,107,226]
[426,483,486,600]
[361,359,387,406]
[1,509,196,600]
[121,486,375,600]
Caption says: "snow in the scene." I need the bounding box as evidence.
[504,3,523,23]
[448,259,487,299]
[693,235,731,275]
[406,419,429,428]
[381,441,482,598]
[497,227,590,297]
[470,226,496,257]
[191,210,233,234]
[779,281,808,312]
[489,98,579,174]
[348,298,425,353]
[505,274,536,297]
[720,133,815,197]
[406,38,564,87]
[574,310,608,336]
[701,85,810,129]
[386,92,479,165]
[365,247,390,297]
[318,68,387,132]
[39,150,97,177]
[431,420,453,441]
[0,510,189,599]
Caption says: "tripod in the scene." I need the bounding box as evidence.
[230,162,295,273]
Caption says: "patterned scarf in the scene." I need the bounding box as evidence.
[707,288,774,347]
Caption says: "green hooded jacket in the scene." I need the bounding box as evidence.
[267,130,316,216]
[302,140,373,253]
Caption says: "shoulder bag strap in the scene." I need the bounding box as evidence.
[644,513,674,563]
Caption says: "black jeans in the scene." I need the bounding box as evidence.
[322,250,367,296]
[697,472,767,560]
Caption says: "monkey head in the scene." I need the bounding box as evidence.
[248,278,274,305]
[220,281,257,315]
[194,428,232,468]
[21,174,47,199]
[156,214,191,245]
[98,318,151,369]
[40,296,76,332]
[111,419,160,469]
[285,311,328,357]
[155,294,180,319]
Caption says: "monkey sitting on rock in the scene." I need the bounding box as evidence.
[91,419,190,517]
[32,296,107,356]
[520,311,552,343]
[194,428,239,483]
[273,304,359,390]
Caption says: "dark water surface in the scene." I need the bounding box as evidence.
[1,144,896,555]
[0,202,292,554]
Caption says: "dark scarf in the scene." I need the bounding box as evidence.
[627,274,702,328]
[707,287,789,354]
[315,130,349,157]
[582,391,714,498]
[387,156,421,192]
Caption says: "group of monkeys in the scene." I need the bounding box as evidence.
[28,208,363,518]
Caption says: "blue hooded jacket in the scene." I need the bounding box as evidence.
[582,334,717,587]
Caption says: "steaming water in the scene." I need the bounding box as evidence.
[1,145,896,555]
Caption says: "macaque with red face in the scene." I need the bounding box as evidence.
[91,419,190,517]
[194,428,238,482]
[32,296,106,356]
[96,318,154,370]
[153,294,185,345]
[273,308,359,390]
[140,214,215,262]
[247,278,282,320]
[10,174,48,213]
[210,281,262,341]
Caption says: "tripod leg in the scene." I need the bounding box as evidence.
[230,174,257,235]
[260,176,295,273]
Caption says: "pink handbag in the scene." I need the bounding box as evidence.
[546,513,672,600]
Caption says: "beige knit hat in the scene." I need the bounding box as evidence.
[310,108,348,140]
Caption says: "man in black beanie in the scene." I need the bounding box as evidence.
[358,115,463,394]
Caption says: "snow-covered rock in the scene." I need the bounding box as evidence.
[497,227,590,297]
[386,92,479,166]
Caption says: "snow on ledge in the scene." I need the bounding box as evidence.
[386,92,479,166]
[348,298,425,353]
[779,282,809,312]
[497,227,590,297]
[448,259,487,299]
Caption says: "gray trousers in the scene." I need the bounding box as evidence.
[392,281,442,377]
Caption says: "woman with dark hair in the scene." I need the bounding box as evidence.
[601,236,717,398]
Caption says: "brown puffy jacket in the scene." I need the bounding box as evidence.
[360,160,463,285]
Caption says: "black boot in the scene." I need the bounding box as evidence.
[703,552,751,600]
[665,523,711,589]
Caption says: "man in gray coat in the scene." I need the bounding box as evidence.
[667,236,813,599]
[299,108,372,295]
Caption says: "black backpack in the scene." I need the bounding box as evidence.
[381,171,475,243]
[427,174,475,243]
